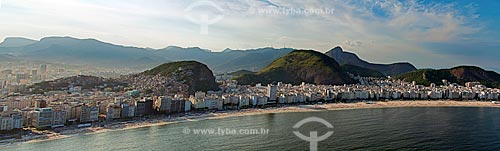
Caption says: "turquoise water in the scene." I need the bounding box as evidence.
[2,107,500,151]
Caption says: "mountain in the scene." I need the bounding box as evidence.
[0,36,293,72]
[393,66,500,88]
[325,46,417,76]
[0,37,166,68]
[24,37,166,66]
[143,61,219,93]
[236,50,356,85]
[0,37,37,47]
[341,64,385,78]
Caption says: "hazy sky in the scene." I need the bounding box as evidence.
[0,0,499,71]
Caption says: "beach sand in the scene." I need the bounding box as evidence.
[9,100,500,144]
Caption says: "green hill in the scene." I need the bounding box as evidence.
[393,66,500,88]
[236,50,356,85]
[143,61,219,93]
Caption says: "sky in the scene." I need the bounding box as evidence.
[0,0,499,71]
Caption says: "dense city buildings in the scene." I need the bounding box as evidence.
[0,72,499,133]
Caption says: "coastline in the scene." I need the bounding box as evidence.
[3,100,500,145]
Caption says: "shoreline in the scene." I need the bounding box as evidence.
[2,100,500,145]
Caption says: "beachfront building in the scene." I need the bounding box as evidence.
[169,99,185,113]
[106,104,122,120]
[80,105,99,123]
[120,102,129,118]
[189,95,223,110]
[250,95,258,106]
[206,98,223,110]
[267,84,277,101]
[31,108,53,128]
[189,97,205,110]
[127,105,136,117]
[0,111,23,130]
[143,99,154,115]
[154,97,191,113]
[131,99,154,116]
[447,91,461,100]
[154,96,172,113]
[239,96,250,108]
[135,101,145,117]
[184,101,191,112]
[51,108,67,127]
[257,96,268,105]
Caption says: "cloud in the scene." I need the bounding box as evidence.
[0,0,497,71]
[343,40,363,47]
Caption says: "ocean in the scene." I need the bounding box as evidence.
[2,107,500,151]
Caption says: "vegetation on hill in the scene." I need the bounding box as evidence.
[143,61,219,93]
[236,50,355,85]
[145,61,199,76]
[393,66,500,88]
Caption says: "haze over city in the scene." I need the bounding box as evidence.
[1,0,500,71]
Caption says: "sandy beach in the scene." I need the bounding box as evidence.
[5,100,500,145]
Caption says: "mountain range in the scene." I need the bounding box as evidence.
[325,46,417,76]
[0,37,420,75]
[236,50,356,85]
[0,37,293,72]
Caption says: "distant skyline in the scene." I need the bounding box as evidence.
[1,0,500,71]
